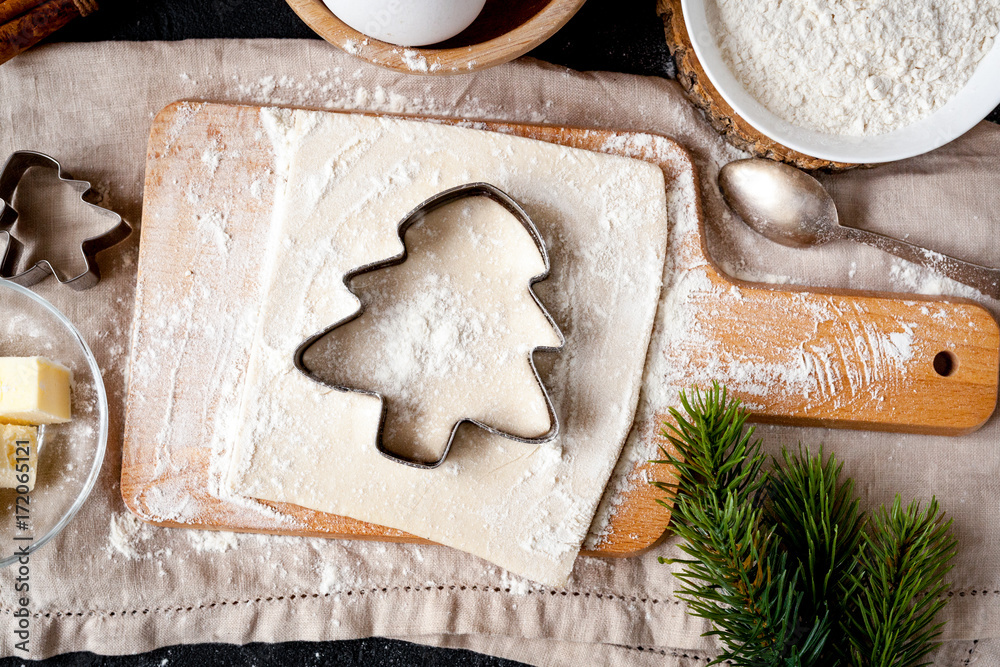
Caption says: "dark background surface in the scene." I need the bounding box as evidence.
[8,1,996,665]
[52,0,674,76]
[0,638,522,666]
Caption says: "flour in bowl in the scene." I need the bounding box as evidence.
[708,0,1000,135]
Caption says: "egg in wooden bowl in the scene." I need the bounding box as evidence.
[285,0,587,75]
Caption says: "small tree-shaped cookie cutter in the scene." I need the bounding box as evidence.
[294,182,565,470]
[0,151,132,291]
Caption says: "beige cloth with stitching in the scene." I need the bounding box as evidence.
[0,40,998,665]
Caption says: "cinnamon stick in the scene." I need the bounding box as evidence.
[0,0,49,25]
[0,0,97,67]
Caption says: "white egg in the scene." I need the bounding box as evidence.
[323,0,487,47]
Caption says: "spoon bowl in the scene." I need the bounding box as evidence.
[719,159,840,248]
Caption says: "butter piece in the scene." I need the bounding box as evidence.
[0,424,38,490]
[0,357,72,425]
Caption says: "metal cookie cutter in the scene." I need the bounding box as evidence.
[0,150,132,291]
[294,182,565,470]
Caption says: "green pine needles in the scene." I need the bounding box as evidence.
[653,383,957,667]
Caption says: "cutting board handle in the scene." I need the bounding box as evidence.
[690,271,999,435]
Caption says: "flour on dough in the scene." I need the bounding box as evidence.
[226,109,669,586]
[299,195,562,465]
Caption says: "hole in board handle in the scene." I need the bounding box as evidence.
[933,351,957,377]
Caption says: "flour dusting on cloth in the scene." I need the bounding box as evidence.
[225,109,670,586]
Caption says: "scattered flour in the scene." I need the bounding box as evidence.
[231,71,553,123]
[709,0,1000,135]
[499,569,536,595]
[317,562,363,595]
[108,512,153,559]
[345,38,370,56]
[107,512,174,563]
[132,99,726,574]
[889,258,990,300]
[200,147,222,173]
[185,529,239,553]
[398,49,441,73]
[195,210,231,256]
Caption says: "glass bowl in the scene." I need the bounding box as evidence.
[0,279,108,567]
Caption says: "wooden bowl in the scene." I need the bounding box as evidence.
[285,0,587,75]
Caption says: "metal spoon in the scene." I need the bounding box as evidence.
[718,158,1000,299]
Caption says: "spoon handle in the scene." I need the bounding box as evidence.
[840,226,1000,299]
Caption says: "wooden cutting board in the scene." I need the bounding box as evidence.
[122,101,1000,558]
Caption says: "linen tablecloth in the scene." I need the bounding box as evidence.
[0,40,998,665]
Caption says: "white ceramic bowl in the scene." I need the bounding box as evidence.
[681,0,1000,163]
[0,279,108,567]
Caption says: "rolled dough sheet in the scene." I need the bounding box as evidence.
[227,109,669,586]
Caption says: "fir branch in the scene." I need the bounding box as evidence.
[654,384,956,667]
[653,384,827,665]
[768,446,864,665]
[843,496,957,667]
[653,382,766,510]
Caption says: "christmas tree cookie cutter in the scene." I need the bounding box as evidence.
[0,150,132,291]
[294,182,565,470]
